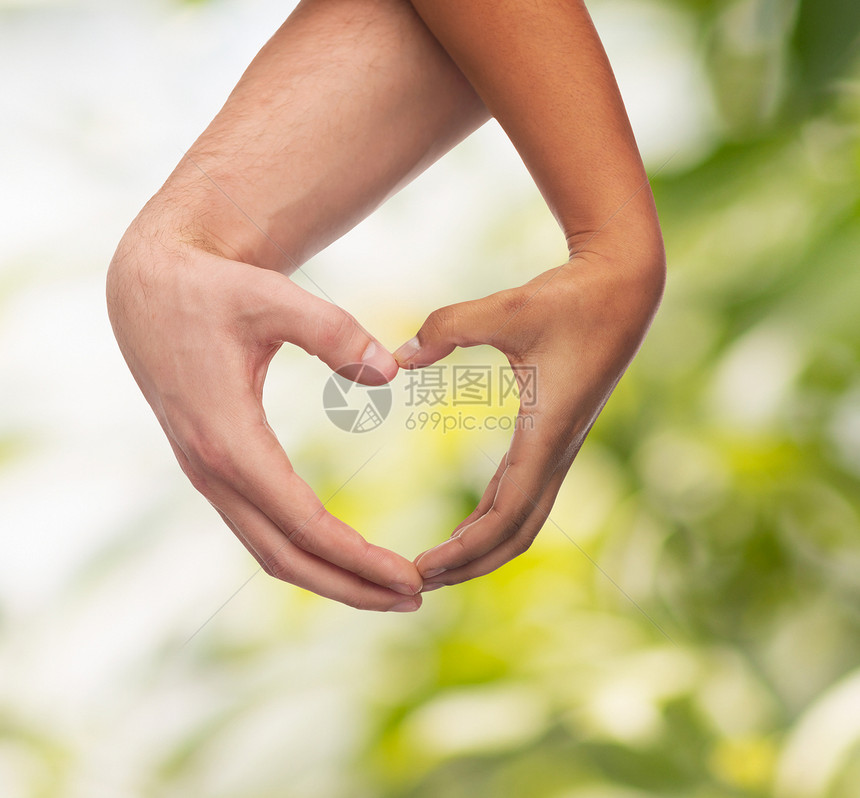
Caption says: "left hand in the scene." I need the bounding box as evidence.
[395,248,665,590]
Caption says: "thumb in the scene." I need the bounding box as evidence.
[393,295,505,369]
[261,277,398,385]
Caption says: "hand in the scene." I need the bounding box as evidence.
[395,245,665,590]
[107,223,424,611]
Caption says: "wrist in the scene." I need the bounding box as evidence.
[133,161,286,271]
[568,217,665,294]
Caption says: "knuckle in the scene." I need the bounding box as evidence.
[316,307,357,355]
[176,447,230,498]
[266,550,295,583]
[494,289,539,355]
[258,558,275,578]
[184,466,215,496]
[495,287,528,319]
[172,447,214,495]
[450,533,470,554]
[511,534,536,558]
[350,540,380,581]
[285,521,312,550]
[489,504,527,542]
[343,591,373,612]
[422,305,454,340]
[511,501,535,531]
[438,533,472,571]
[184,428,239,483]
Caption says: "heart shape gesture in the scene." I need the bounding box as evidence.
[108,231,662,613]
[107,0,666,613]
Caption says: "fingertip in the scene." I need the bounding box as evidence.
[389,595,422,612]
[356,340,399,384]
[390,581,423,597]
[393,336,423,369]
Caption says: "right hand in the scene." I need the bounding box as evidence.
[106,224,423,612]
[396,248,664,590]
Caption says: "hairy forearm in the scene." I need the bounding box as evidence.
[407,0,664,266]
[139,0,487,270]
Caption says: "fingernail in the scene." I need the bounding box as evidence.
[421,582,445,592]
[393,336,421,366]
[390,599,420,613]
[422,567,446,579]
[360,340,397,381]
[361,340,377,361]
[391,582,420,596]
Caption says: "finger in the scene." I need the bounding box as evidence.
[416,410,564,576]
[175,439,416,608]
[420,470,566,591]
[215,496,422,612]
[393,291,513,368]
[252,269,398,384]
[189,411,424,597]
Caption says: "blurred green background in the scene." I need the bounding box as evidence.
[1,0,859,796]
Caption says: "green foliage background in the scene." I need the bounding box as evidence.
[3,0,859,796]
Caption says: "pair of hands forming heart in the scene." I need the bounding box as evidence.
[106,0,667,613]
[107,226,663,613]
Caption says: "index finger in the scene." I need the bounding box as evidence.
[415,408,567,577]
[188,407,423,598]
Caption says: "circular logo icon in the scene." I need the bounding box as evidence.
[322,364,392,433]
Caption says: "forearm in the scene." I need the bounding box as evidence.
[406,0,664,266]
[138,0,487,270]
